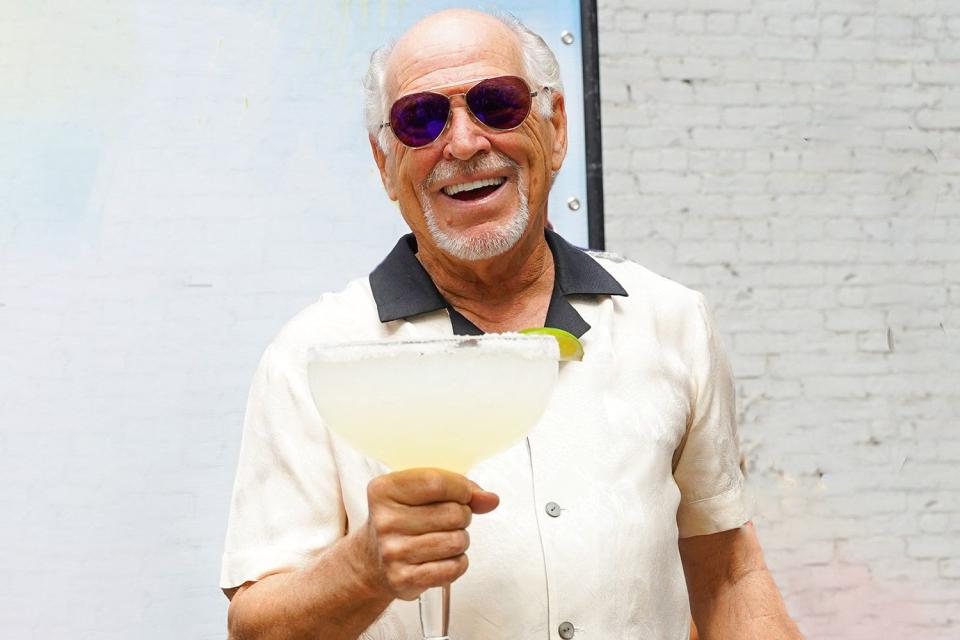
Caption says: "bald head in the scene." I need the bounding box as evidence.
[385,10,523,99]
[389,10,522,70]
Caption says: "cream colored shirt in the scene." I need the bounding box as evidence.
[221,234,751,640]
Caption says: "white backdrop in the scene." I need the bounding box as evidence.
[0,1,591,638]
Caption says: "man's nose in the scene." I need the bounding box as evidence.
[442,104,492,161]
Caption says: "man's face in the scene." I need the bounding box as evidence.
[371,13,568,262]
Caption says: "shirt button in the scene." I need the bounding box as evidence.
[558,621,576,639]
[545,501,562,518]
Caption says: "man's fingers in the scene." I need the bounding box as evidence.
[371,468,474,506]
[365,474,497,600]
[383,530,471,565]
[375,501,473,535]
[391,555,470,601]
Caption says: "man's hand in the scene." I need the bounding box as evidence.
[362,468,500,601]
[225,469,498,640]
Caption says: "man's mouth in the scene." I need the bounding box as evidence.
[441,177,507,201]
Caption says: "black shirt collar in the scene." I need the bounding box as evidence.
[369,228,627,338]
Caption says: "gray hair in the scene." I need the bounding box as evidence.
[362,11,564,152]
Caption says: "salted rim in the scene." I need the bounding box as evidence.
[307,332,559,364]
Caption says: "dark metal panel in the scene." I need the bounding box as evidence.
[580,0,605,251]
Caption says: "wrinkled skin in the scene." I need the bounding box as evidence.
[370,10,568,303]
[363,468,499,600]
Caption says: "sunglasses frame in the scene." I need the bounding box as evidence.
[379,75,548,149]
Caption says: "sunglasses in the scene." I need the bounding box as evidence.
[380,75,546,149]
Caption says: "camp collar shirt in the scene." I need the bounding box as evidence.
[221,229,751,640]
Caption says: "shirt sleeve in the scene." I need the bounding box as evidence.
[219,342,347,591]
[673,291,752,538]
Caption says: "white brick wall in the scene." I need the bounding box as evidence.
[599,1,960,637]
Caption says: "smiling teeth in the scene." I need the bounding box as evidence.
[443,177,506,196]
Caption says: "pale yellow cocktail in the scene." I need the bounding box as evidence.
[307,334,558,473]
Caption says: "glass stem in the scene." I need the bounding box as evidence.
[418,584,450,640]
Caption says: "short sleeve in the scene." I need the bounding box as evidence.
[219,342,347,591]
[673,292,751,538]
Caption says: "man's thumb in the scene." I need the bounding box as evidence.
[466,481,500,514]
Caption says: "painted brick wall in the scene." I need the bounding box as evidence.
[596,1,960,638]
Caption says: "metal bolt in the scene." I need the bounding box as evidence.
[567,197,581,211]
[561,30,575,45]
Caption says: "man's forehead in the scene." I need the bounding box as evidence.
[386,12,524,98]
[389,48,524,97]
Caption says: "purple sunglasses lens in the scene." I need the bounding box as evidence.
[388,77,534,148]
[390,92,450,147]
[467,76,532,130]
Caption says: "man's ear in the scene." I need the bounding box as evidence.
[548,91,568,174]
[369,134,398,201]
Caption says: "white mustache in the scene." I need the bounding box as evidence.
[424,152,518,190]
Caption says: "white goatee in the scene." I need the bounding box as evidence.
[417,153,530,262]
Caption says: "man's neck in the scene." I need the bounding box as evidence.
[415,228,555,332]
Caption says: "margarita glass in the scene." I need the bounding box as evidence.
[307,334,560,640]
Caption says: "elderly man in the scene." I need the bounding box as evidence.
[221,9,803,640]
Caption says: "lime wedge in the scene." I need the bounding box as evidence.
[519,327,584,362]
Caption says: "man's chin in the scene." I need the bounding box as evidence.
[427,213,529,262]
